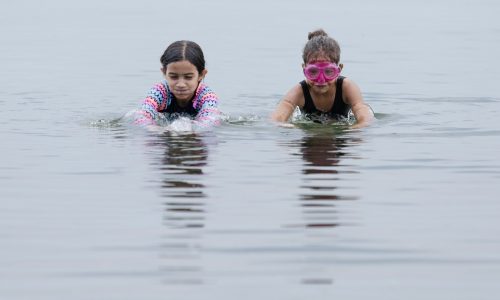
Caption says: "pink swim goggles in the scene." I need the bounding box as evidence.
[303,61,341,84]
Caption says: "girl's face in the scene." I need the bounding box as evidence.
[162,60,206,103]
[303,57,343,93]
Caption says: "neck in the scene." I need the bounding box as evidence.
[176,98,192,108]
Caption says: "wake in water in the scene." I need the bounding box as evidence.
[91,109,230,134]
[290,106,357,126]
[89,106,376,133]
[124,109,223,134]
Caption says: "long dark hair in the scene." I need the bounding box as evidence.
[160,40,206,74]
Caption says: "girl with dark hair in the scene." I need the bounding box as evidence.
[134,40,220,128]
[271,29,374,128]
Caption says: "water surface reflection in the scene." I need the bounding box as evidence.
[289,127,361,229]
[149,132,212,285]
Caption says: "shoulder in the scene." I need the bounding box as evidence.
[150,80,169,91]
[148,80,170,98]
[340,77,363,106]
[143,81,173,111]
[196,83,218,99]
[193,83,219,109]
[197,82,215,93]
[340,77,360,93]
[283,83,305,107]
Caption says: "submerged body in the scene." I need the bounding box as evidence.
[272,74,373,127]
[133,41,221,129]
[135,80,219,127]
[300,77,349,120]
[271,29,374,128]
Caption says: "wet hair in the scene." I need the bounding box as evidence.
[302,29,341,64]
[160,40,206,74]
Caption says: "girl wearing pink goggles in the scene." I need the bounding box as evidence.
[271,29,374,128]
[303,61,341,84]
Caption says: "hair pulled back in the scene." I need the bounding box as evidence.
[302,29,341,64]
[160,40,205,74]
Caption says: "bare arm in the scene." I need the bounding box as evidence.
[270,84,303,122]
[342,78,374,128]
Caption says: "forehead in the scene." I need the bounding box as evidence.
[166,60,197,73]
[306,61,336,67]
[305,51,336,64]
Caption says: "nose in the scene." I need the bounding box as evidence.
[316,73,326,84]
[176,79,188,88]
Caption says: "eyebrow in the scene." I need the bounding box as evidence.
[168,72,195,76]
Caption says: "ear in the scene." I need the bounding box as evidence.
[339,63,344,71]
[199,69,208,82]
[161,67,166,75]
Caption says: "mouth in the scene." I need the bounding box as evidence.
[174,90,191,97]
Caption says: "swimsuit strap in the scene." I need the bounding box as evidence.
[300,80,315,114]
[331,76,346,117]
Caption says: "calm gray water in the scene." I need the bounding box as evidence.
[1,0,500,299]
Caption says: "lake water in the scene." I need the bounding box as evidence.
[1,0,500,299]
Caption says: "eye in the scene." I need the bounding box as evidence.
[168,74,179,80]
[184,75,194,80]
[307,68,319,76]
[324,67,336,77]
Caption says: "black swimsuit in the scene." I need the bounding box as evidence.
[300,76,350,120]
[161,98,197,117]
